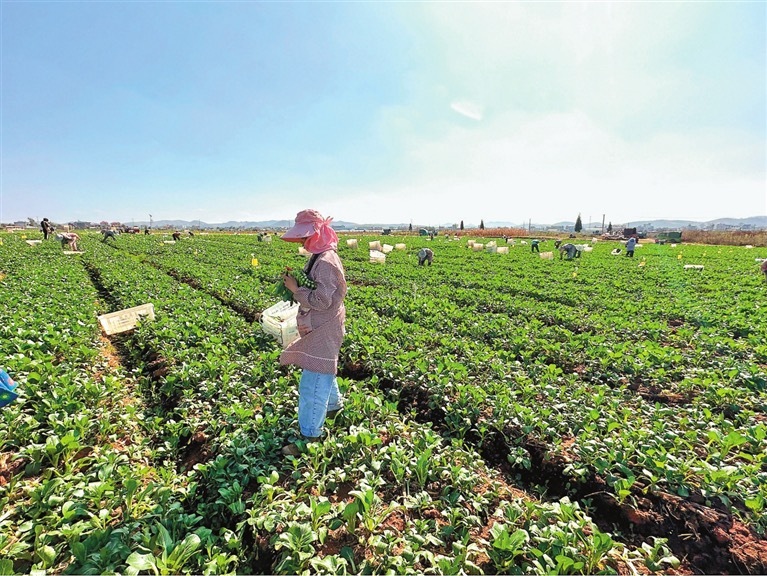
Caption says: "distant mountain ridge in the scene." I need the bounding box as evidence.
[126,215,767,230]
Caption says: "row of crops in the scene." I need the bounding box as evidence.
[1,230,766,574]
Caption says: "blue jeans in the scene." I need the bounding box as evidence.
[298,370,342,438]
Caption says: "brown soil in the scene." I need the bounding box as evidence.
[0,452,27,486]
[179,430,212,470]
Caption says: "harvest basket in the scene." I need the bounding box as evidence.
[395,243,406,250]
[260,301,300,347]
[382,244,394,253]
[369,250,386,264]
[98,303,155,335]
[369,241,382,251]
[496,246,509,254]
[346,239,358,249]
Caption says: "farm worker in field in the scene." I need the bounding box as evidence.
[172,231,181,241]
[144,226,150,235]
[625,237,637,258]
[554,240,562,249]
[57,232,80,251]
[279,209,347,457]
[530,239,541,253]
[761,260,767,281]
[559,243,580,260]
[101,229,118,242]
[40,218,53,240]
[418,247,434,266]
[0,369,18,408]
[188,230,195,237]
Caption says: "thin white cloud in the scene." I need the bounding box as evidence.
[450,101,483,121]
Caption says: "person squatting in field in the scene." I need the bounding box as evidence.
[172,231,182,241]
[530,239,541,253]
[761,260,767,281]
[57,233,80,251]
[559,243,581,260]
[279,209,347,457]
[418,247,434,266]
[101,229,118,242]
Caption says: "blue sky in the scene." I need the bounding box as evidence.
[2,1,765,227]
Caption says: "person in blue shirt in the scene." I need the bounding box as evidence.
[625,237,637,258]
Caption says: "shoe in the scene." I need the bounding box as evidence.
[281,435,320,457]
[326,407,342,419]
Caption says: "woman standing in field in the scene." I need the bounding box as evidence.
[279,210,347,456]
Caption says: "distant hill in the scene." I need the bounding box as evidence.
[111,215,767,231]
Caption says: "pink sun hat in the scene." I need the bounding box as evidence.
[282,209,338,254]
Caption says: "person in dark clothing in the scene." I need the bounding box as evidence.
[172,231,181,241]
[41,218,53,240]
[144,226,150,235]
[101,229,118,242]
[418,248,434,266]
[531,239,541,253]
[559,243,581,260]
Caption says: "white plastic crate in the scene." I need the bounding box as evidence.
[260,301,300,347]
[395,243,406,250]
[346,239,358,248]
[382,244,394,253]
[98,303,155,335]
[369,250,386,263]
[369,240,382,251]
[25,240,42,246]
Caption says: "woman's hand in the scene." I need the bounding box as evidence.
[283,273,299,293]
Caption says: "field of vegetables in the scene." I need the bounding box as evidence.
[1,230,766,575]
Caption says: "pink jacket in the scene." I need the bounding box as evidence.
[279,250,347,374]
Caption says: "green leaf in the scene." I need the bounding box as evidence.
[126,551,157,573]
[0,560,14,576]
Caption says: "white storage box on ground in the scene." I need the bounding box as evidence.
[382,244,394,253]
[472,243,484,251]
[540,251,554,260]
[496,246,509,254]
[369,250,386,263]
[25,240,42,246]
[369,240,382,251]
[395,243,406,250]
[346,239,358,248]
[260,301,300,347]
[99,303,155,335]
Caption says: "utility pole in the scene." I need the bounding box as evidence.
[528,218,531,233]
[601,214,605,234]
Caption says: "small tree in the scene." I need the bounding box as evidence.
[574,214,582,233]
[409,223,412,232]
[460,220,464,231]
[479,219,485,230]
[607,221,613,234]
